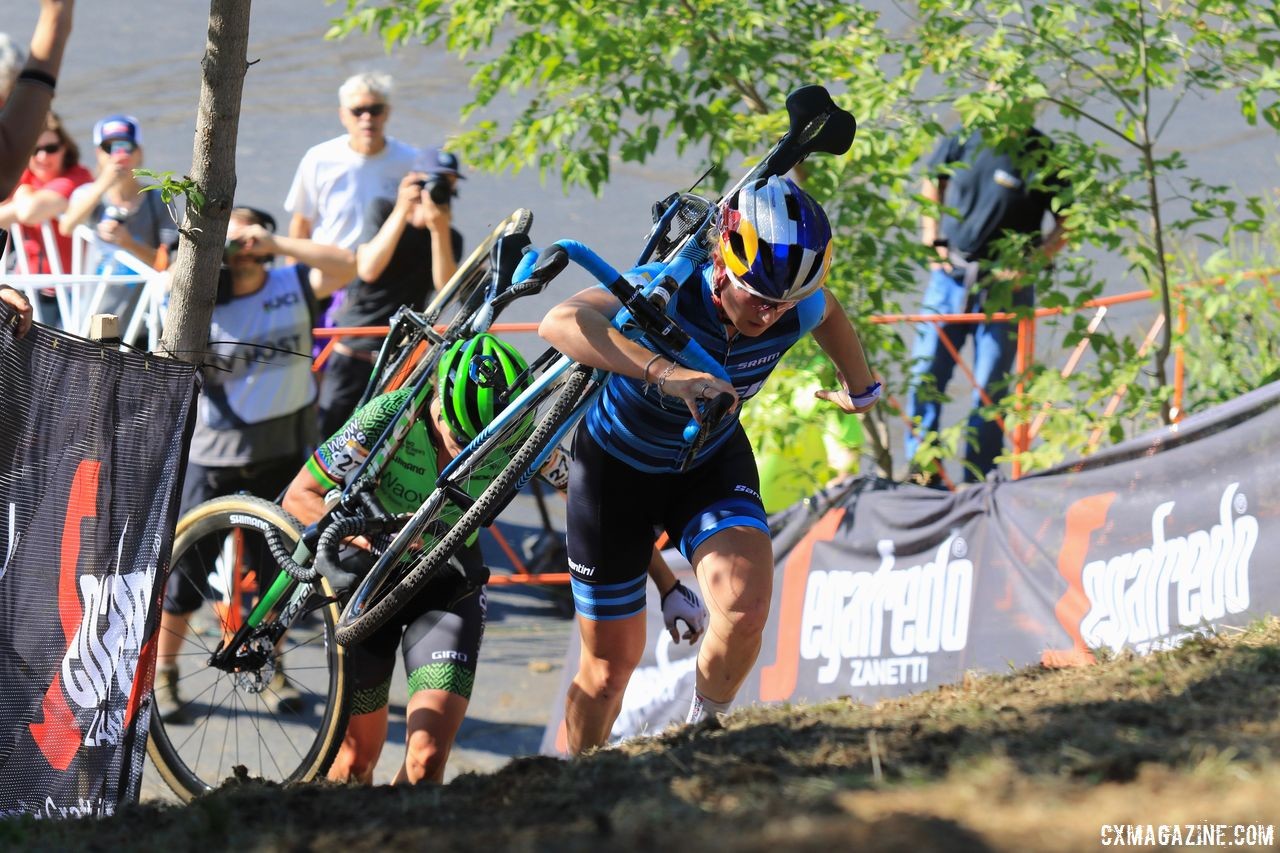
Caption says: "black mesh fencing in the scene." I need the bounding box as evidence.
[0,304,196,818]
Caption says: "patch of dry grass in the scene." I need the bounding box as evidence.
[9,621,1280,851]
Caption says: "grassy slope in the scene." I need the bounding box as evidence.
[9,620,1280,852]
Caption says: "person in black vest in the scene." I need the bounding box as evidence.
[316,146,464,437]
[154,206,355,724]
[905,124,1070,484]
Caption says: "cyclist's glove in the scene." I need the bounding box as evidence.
[315,549,374,597]
[661,580,708,645]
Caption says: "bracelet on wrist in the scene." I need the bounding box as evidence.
[641,353,663,390]
[655,361,678,396]
[16,69,56,92]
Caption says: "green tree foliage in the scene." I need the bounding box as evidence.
[329,0,1280,480]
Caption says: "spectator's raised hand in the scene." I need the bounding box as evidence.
[236,223,278,257]
[395,172,425,211]
[0,285,34,337]
[96,217,123,244]
[420,190,451,234]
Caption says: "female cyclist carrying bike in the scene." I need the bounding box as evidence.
[539,175,880,753]
[281,332,704,782]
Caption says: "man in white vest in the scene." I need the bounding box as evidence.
[153,206,356,723]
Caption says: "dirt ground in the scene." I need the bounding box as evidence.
[9,620,1280,851]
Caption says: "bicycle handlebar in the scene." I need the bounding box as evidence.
[679,390,736,471]
[516,239,734,457]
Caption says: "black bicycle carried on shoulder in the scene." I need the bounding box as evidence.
[146,209,541,800]
[332,85,857,644]
[147,84,855,799]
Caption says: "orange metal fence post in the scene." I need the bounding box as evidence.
[1012,312,1035,480]
[1172,293,1187,422]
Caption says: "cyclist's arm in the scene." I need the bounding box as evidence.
[646,546,677,598]
[811,289,879,415]
[539,285,736,419]
[282,436,379,551]
[288,212,312,240]
[282,468,328,528]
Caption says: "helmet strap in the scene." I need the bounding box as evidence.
[709,265,735,331]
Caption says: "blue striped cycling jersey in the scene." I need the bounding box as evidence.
[583,263,827,473]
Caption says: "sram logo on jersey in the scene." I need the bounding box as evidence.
[799,533,973,687]
[1079,483,1257,654]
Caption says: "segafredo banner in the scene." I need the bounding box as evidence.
[0,306,196,817]
[542,380,1279,752]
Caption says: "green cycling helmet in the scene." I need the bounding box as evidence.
[437,333,531,442]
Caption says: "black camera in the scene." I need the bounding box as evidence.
[414,175,453,206]
[104,205,130,223]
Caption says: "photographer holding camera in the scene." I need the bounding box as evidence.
[61,115,175,276]
[317,146,464,436]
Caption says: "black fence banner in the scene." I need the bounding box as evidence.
[542,380,1280,751]
[0,305,196,818]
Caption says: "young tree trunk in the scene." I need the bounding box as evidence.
[157,0,252,364]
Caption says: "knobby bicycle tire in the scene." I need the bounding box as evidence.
[335,364,594,645]
[146,495,349,801]
[375,208,535,396]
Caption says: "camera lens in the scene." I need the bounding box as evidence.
[425,176,452,205]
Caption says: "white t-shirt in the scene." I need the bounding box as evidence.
[283,135,419,250]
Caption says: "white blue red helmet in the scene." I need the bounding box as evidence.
[717,176,833,303]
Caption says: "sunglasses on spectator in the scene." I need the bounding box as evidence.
[101,140,138,155]
[347,103,386,118]
[33,142,63,155]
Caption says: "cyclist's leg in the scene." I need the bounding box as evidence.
[667,427,772,711]
[563,427,658,754]
[327,617,400,783]
[393,550,487,784]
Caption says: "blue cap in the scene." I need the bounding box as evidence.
[419,145,465,179]
[93,114,142,147]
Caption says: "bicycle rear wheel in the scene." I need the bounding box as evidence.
[336,363,595,645]
[146,495,349,801]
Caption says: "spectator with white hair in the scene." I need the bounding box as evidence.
[283,71,419,327]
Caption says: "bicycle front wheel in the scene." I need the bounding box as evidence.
[336,363,595,646]
[146,495,349,801]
